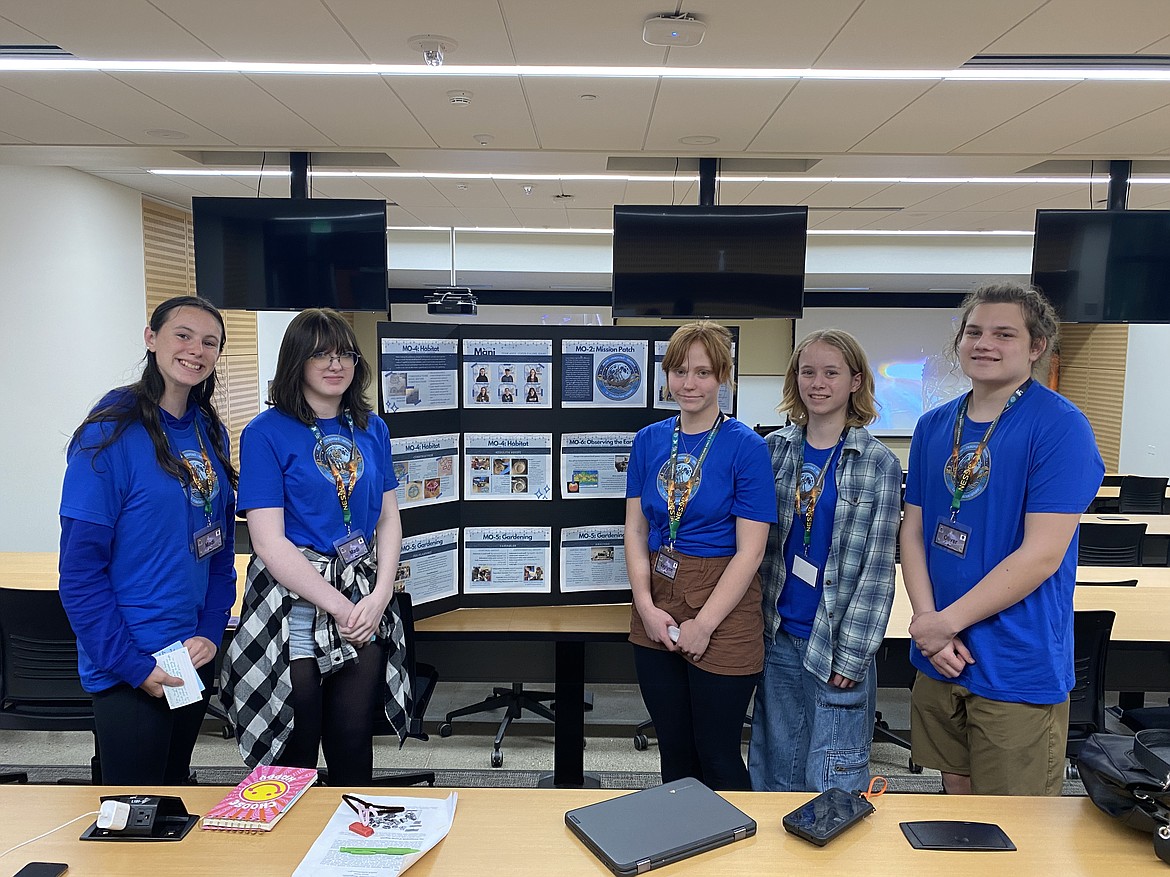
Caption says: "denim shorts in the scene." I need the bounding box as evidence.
[287,600,317,660]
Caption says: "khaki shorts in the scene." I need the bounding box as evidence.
[910,673,1070,796]
[628,549,763,676]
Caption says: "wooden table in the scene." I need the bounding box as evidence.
[415,605,630,788]
[0,785,1164,876]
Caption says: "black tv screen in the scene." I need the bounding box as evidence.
[1032,209,1170,323]
[193,197,388,311]
[612,205,807,318]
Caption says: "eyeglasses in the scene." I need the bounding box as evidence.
[308,351,360,368]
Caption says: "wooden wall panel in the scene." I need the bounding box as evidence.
[1057,324,1127,472]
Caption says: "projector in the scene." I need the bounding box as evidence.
[426,287,478,315]
[643,15,706,47]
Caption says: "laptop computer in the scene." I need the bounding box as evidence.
[565,778,756,875]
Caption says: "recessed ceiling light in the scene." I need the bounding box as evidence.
[579,93,598,100]
[455,183,469,190]
[679,135,719,145]
[145,128,188,139]
[472,133,494,146]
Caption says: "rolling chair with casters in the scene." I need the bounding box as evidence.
[1113,698,1170,733]
[1118,475,1169,514]
[1065,609,1115,779]
[631,714,751,753]
[440,682,593,769]
[0,587,101,784]
[1077,522,1146,566]
[319,591,438,787]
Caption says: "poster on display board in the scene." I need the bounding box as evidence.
[393,433,459,508]
[463,526,552,595]
[380,337,459,413]
[463,432,553,501]
[559,432,635,499]
[561,339,648,409]
[651,339,736,413]
[463,338,553,409]
[397,528,460,605]
[559,525,630,593]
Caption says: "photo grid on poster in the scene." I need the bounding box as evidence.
[463,433,552,501]
[398,528,460,605]
[559,432,634,499]
[393,433,460,509]
[559,525,630,593]
[464,526,552,594]
[463,338,553,409]
[381,337,459,413]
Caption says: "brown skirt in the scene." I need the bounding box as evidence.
[628,548,764,676]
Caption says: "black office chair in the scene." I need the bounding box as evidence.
[318,591,437,787]
[0,587,101,784]
[1077,522,1146,566]
[440,681,592,769]
[1115,698,1170,733]
[1066,609,1115,777]
[1118,476,1168,514]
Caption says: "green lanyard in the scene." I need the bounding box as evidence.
[666,414,723,544]
[948,379,1032,520]
[309,412,363,530]
[794,435,844,555]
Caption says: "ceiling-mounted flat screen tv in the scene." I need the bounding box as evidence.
[1032,209,1170,323]
[192,197,388,311]
[612,205,808,318]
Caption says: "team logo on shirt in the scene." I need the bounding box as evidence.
[655,454,702,501]
[796,462,825,514]
[943,441,991,501]
[180,449,221,506]
[313,435,365,485]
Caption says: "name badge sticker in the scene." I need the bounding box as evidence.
[193,521,225,561]
[791,553,820,587]
[334,528,371,566]
[933,517,972,558]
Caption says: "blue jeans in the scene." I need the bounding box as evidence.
[748,631,876,792]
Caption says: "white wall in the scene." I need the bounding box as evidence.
[0,167,146,550]
[1119,324,1170,475]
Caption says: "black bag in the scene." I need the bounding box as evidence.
[1076,729,1170,864]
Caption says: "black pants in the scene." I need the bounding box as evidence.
[633,644,758,790]
[282,641,387,785]
[91,662,214,785]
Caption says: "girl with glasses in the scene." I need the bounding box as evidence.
[223,308,406,782]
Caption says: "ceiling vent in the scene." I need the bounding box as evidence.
[964,54,1170,68]
[0,44,74,58]
[175,151,400,169]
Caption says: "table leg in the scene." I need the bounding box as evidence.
[539,640,600,789]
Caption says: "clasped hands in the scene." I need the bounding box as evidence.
[640,605,711,663]
[908,609,974,678]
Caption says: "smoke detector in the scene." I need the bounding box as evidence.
[643,15,706,47]
[447,90,473,106]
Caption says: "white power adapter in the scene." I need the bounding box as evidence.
[97,799,130,831]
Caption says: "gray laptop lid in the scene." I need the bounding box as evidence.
[565,778,756,876]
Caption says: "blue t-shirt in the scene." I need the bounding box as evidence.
[778,440,839,638]
[626,416,777,557]
[904,383,1104,704]
[59,393,237,692]
[238,407,397,554]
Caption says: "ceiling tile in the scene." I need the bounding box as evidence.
[956,82,1170,154]
[0,85,127,144]
[241,76,436,149]
[2,73,232,145]
[855,81,1074,154]
[108,72,334,147]
[818,0,1046,67]
[150,0,367,63]
[453,206,521,227]
[325,0,512,64]
[645,80,796,153]
[752,81,932,153]
[984,0,1170,54]
[565,207,613,229]
[385,77,537,149]
[509,207,572,228]
[366,177,450,208]
[1059,104,1170,156]
[523,79,657,151]
[0,0,218,59]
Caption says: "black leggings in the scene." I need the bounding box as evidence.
[91,662,214,785]
[634,644,758,791]
[281,642,387,785]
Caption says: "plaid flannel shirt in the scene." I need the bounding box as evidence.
[220,546,412,768]
[760,424,902,683]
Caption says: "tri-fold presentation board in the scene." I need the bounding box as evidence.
[377,323,741,618]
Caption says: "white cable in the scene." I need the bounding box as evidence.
[0,811,98,858]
